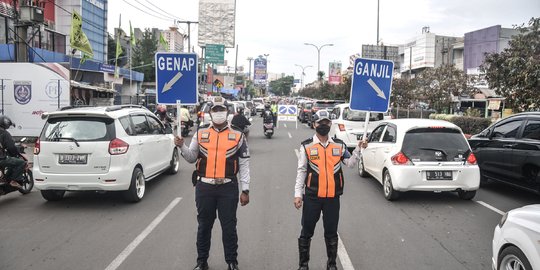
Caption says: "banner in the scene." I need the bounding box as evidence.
[70,10,93,57]
[198,0,236,48]
[253,57,267,85]
[328,62,342,85]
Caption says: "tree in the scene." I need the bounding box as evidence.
[107,34,126,65]
[317,71,325,81]
[132,29,158,82]
[391,77,416,108]
[269,76,294,96]
[481,17,540,111]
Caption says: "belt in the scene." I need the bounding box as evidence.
[200,177,232,185]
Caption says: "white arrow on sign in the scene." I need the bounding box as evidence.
[367,78,386,100]
[162,71,183,93]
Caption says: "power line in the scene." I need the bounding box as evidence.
[133,0,176,21]
[120,0,171,22]
[45,0,106,32]
[144,0,185,22]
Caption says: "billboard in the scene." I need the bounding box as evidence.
[198,0,236,48]
[0,63,70,137]
[253,58,267,85]
[328,62,342,85]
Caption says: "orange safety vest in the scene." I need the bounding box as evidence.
[196,126,243,179]
[302,137,346,198]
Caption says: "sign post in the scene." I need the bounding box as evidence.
[155,52,199,137]
[350,58,394,141]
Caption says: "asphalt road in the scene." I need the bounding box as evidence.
[1,117,539,270]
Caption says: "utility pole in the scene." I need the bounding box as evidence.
[176,20,198,52]
[0,79,10,115]
[409,46,412,80]
[377,0,380,46]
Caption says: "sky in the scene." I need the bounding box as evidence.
[108,0,540,84]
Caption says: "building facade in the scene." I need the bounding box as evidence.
[163,26,184,52]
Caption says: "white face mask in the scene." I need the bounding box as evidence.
[211,111,228,125]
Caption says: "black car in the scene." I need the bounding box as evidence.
[468,112,540,194]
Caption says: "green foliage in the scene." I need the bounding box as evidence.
[428,114,456,121]
[269,76,294,96]
[317,71,325,81]
[449,116,492,135]
[298,76,351,100]
[463,107,482,117]
[391,78,415,107]
[481,17,540,111]
[107,34,126,65]
[132,29,158,82]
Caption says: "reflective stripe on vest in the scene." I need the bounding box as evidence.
[197,127,242,179]
[305,142,343,198]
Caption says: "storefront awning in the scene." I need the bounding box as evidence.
[71,80,116,93]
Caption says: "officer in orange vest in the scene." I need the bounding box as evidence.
[175,97,250,270]
[294,110,367,270]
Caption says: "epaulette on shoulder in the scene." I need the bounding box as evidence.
[230,125,243,132]
[332,138,345,145]
[301,137,314,145]
[198,123,211,130]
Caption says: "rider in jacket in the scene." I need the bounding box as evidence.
[0,116,24,189]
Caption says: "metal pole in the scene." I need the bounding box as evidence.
[317,48,321,75]
[377,0,380,45]
[187,23,191,52]
[409,46,412,79]
[234,44,238,90]
[57,79,61,109]
[1,79,4,115]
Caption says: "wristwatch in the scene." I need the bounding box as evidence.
[242,190,249,195]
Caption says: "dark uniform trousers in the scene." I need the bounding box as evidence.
[300,195,340,240]
[195,181,239,264]
[0,156,25,182]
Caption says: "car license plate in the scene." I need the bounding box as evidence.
[426,170,453,180]
[59,154,88,165]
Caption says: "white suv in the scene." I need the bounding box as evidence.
[33,105,180,202]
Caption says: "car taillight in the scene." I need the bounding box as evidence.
[466,152,477,165]
[34,138,40,155]
[338,124,345,131]
[109,138,129,155]
[391,152,413,165]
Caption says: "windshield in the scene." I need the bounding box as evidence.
[343,111,383,122]
[42,117,114,141]
[402,128,470,162]
[314,102,335,109]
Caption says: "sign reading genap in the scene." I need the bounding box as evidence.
[155,53,198,105]
[349,58,394,113]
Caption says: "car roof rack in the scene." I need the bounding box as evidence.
[105,104,149,112]
[59,105,95,111]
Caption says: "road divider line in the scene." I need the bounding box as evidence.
[294,149,300,159]
[476,201,505,215]
[105,197,182,270]
[284,123,287,128]
[338,233,355,270]
[288,132,292,138]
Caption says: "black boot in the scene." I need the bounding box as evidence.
[325,237,338,270]
[298,238,311,270]
[192,261,208,270]
[227,262,239,270]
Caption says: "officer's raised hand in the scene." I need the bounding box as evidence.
[174,135,184,147]
[240,191,249,206]
[359,140,368,149]
[294,197,302,209]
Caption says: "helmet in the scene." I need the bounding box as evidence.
[264,104,271,109]
[210,96,228,110]
[313,110,331,123]
[237,107,244,114]
[0,116,14,129]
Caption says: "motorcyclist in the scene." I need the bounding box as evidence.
[262,104,274,124]
[155,104,174,130]
[180,106,193,128]
[0,116,24,189]
[232,107,251,138]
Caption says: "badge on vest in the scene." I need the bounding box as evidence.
[228,133,236,141]
[332,148,341,156]
[309,148,320,160]
[201,132,210,139]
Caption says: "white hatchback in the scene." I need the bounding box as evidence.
[492,204,540,270]
[358,119,480,200]
[329,103,386,149]
[33,105,180,202]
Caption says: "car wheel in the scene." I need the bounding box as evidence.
[123,167,145,203]
[358,158,368,177]
[498,246,532,270]
[167,148,180,175]
[457,190,476,200]
[383,170,399,201]
[41,190,65,201]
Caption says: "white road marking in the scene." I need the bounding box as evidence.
[105,197,182,270]
[288,132,292,138]
[284,123,287,128]
[476,201,505,215]
[338,233,355,270]
[294,149,300,159]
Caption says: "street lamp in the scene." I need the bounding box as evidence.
[295,64,312,89]
[304,43,333,76]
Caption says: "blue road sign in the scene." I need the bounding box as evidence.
[288,106,297,114]
[155,52,198,105]
[349,58,394,112]
[279,105,287,114]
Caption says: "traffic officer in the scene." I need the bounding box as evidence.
[293,110,366,270]
[175,96,250,270]
[270,100,278,125]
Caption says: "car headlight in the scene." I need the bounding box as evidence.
[499,212,508,228]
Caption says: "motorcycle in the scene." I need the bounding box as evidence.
[180,121,191,137]
[263,122,274,139]
[0,137,34,196]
